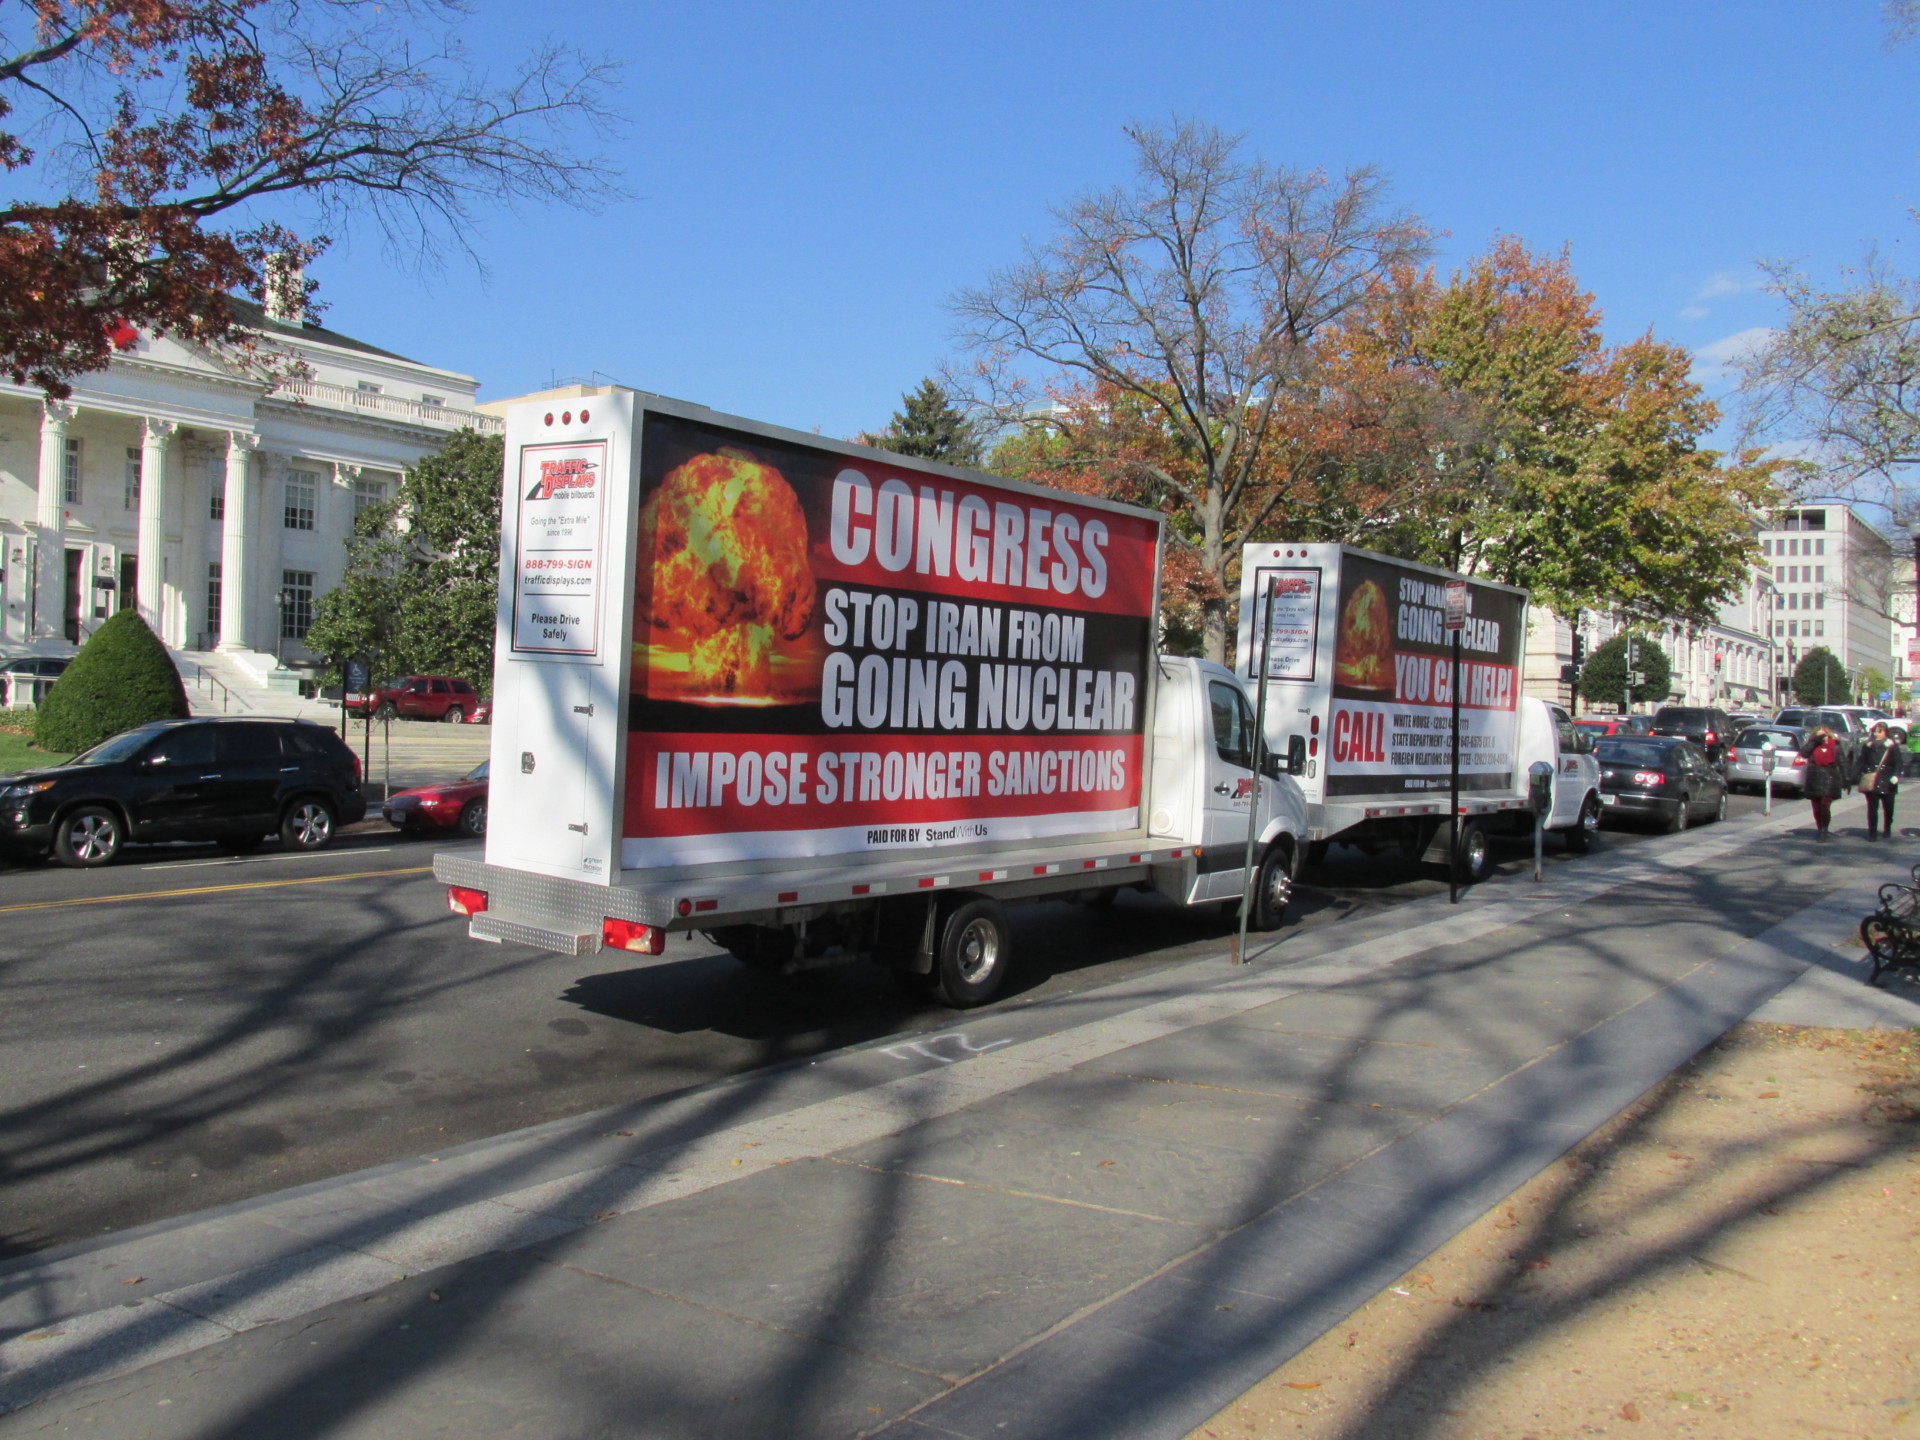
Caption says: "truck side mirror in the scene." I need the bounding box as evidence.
[1285,735,1307,776]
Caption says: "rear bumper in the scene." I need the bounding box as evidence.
[1598,791,1678,823]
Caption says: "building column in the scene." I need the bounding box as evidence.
[137,417,176,640]
[218,432,257,651]
[33,402,73,641]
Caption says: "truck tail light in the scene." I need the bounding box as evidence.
[603,918,666,954]
[447,885,488,917]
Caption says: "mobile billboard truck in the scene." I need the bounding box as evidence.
[1237,544,1601,880]
[435,394,1305,1006]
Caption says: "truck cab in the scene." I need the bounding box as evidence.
[1516,697,1602,849]
[1148,657,1307,907]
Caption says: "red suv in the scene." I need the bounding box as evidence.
[350,675,480,723]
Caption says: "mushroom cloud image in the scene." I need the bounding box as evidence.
[635,448,818,699]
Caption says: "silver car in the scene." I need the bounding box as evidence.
[1725,724,1810,794]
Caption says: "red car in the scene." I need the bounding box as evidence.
[382,760,488,837]
[348,675,482,723]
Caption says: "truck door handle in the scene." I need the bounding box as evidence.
[567,822,588,834]
[1213,783,1233,795]
[572,704,594,717]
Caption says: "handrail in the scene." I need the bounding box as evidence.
[179,659,234,713]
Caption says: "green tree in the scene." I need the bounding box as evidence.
[1860,665,1891,703]
[862,380,984,467]
[32,610,189,752]
[1793,647,1851,706]
[1579,631,1672,710]
[308,429,503,690]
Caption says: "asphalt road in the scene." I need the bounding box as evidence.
[0,790,1788,1259]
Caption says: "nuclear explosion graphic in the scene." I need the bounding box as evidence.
[635,448,818,701]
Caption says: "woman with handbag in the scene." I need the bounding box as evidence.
[1861,721,1901,840]
[1802,727,1841,840]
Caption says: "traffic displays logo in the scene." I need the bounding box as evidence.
[528,457,598,501]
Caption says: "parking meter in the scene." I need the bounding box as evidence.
[1761,741,1776,816]
[1528,760,1554,880]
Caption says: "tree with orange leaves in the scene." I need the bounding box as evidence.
[1305,238,1778,624]
[1,0,620,396]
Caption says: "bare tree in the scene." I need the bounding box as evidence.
[1735,255,1920,520]
[1,0,624,395]
[951,119,1429,662]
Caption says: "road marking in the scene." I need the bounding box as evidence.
[140,847,398,871]
[0,866,434,914]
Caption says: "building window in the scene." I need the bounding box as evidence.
[210,471,225,522]
[284,470,316,530]
[420,394,444,408]
[206,562,222,640]
[1816,593,1825,610]
[62,438,81,504]
[124,446,141,510]
[1815,565,1824,583]
[280,569,314,640]
[351,475,387,519]
[1788,620,1799,638]
[356,381,382,394]
[1816,620,1826,636]
[1815,539,1826,555]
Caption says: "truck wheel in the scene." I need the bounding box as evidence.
[1454,819,1494,884]
[1564,797,1600,854]
[932,897,1012,1008]
[1249,842,1293,931]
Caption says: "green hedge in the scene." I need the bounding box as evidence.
[33,610,190,753]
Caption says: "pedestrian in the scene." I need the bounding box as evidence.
[1861,721,1901,840]
[1802,726,1841,840]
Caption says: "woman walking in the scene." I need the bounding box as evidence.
[1802,726,1841,840]
[1861,721,1901,840]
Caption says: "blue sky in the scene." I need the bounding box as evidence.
[304,2,1919,444]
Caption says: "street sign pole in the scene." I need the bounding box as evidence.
[1444,580,1468,905]
[1235,577,1278,966]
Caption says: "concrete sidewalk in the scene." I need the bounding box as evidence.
[0,801,1916,1438]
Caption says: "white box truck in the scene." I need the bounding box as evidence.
[1236,543,1601,878]
[434,393,1307,1006]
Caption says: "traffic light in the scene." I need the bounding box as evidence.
[1571,632,1587,666]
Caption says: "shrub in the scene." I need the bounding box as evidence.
[33,610,190,753]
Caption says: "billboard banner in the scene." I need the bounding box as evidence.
[621,413,1161,867]
[1323,552,1526,798]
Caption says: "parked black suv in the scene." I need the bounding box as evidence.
[0,718,366,868]
[1648,705,1737,764]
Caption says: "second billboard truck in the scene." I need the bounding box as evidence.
[1237,543,1602,879]
[436,394,1307,1006]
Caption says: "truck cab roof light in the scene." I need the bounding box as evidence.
[447,885,488,917]
[603,918,665,955]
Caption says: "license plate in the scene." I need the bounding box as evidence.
[1600,794,1617,805]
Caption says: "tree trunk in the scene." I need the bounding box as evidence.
[1201,482,1230,665]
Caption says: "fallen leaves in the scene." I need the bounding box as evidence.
[1619,1400,1642,1421]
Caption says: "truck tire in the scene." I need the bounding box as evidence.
[1454,819,1494,884]
[1564,796,1600,854]
[1249,841,1294,931]
[931,897,1013,1008]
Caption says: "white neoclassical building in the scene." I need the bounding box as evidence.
[0,294,499,684]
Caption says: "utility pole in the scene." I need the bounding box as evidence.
[1623,634,1636,715]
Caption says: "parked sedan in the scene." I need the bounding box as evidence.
[382,760,487,837]
[1594,735,1728,833]
[1724,724,1809,794]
